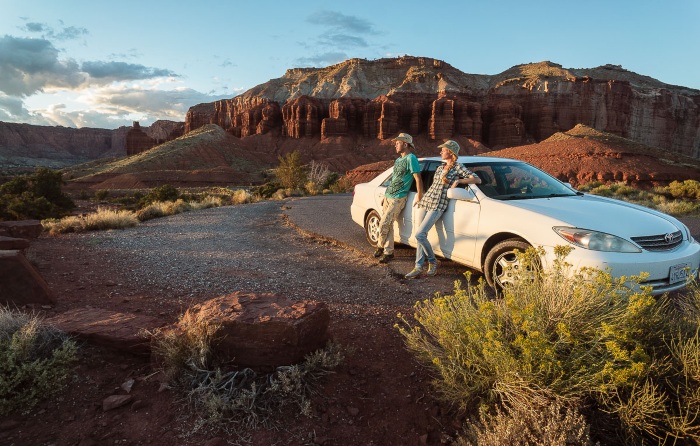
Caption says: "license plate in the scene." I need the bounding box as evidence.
[669,263,690,285]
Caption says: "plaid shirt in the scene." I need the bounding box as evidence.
[418,163,473,212]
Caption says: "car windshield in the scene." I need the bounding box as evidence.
[462,161,579,200]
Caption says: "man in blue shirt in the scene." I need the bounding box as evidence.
[375,133,423,263]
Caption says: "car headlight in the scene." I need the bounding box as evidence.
[553,227,642,252]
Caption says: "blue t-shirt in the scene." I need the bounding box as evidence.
[385,153,420,199]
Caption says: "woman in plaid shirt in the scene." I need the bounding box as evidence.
[405,140,481,279]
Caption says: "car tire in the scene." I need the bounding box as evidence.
[364,210,381,247]
[484,239,533,290]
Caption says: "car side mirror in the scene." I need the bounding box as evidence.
[447,187,476,201]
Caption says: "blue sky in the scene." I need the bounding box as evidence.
[1,0,698,129]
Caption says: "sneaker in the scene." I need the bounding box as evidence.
[426,262,438,276]
[404,267,422,279]
[378,253,394,263]
[373,247,384,258]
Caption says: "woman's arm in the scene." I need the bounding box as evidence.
[451,167,481,188]
[451,175,481,188]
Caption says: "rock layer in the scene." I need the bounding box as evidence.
[185,57,700,159]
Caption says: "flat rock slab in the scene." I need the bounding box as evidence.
[185,291,330,368]
[0,220,43,238]
[0,236,31,250]
[0,250,54,306]
[46,307,166,355]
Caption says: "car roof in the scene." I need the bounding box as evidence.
[418,155,521,163]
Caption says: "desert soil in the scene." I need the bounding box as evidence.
[3,199,470,446]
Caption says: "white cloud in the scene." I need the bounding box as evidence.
[20,81,238,128]
[0,35,180,97]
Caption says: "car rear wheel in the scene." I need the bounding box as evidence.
[484,239,533,290]
[364,210,381,247]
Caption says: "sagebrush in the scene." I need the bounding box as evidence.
[0,307,77,415]
[398,247,700,444]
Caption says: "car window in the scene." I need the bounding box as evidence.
[464,161,577,200]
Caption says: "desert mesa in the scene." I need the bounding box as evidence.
[1,56,699,188]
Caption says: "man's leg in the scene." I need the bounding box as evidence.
[377,197,407,255]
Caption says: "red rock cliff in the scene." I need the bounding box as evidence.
[185,57,700,159]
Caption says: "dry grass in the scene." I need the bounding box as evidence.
[42,207,138,235]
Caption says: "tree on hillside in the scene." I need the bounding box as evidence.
[0,168,75,221]
[274,151,307,190]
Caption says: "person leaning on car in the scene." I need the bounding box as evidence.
[374,133,424,263]
[405,140,481,279]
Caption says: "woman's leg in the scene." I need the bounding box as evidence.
[413,210,442,268]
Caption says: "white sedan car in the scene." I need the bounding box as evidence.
[351,156,700,294]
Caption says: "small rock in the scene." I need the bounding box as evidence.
[0,420,20,432]
[346,406,360,416]
[131,400,149,411]
[102,395,133,412]
[121,378,135,393]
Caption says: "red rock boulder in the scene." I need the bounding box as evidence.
[185,291,330,368]
[0,250,54,306]
[0,220,43,238]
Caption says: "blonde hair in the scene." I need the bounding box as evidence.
[441,153,458,184]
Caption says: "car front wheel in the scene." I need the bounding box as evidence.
[484,239,533,290]
[364,210,381,247]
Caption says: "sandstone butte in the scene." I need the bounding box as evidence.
[2,56,700,184]
[184,56,700,160]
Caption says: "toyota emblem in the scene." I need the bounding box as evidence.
[664,233,674,243]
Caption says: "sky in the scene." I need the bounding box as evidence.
[1,0,698,129]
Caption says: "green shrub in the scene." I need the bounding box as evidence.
[578,181,700,217]
[251,182,281,199]
[0,307,77,415]
[398,247,700,443]
[274,151,307,190]
[670,180,700,199]
[0,168,74,221]
[138,184,180,208]
[329,176,352,193]
[94,189,109,201]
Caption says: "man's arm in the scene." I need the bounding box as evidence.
[413,172,423,204]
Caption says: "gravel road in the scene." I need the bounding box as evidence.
[76,196,462,322]
[54,193,700,317]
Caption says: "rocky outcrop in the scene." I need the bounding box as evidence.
[125,122,154,156]
[185,57,700,160]
[125,120,185,156]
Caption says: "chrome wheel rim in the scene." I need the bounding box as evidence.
[367,215,381,245]
[493,251,521,288]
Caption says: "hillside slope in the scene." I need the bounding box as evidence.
[63,125,272,190]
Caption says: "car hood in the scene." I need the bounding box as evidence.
[499,194,683,237]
